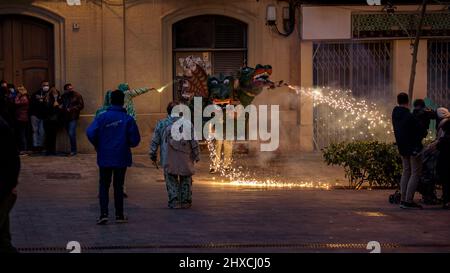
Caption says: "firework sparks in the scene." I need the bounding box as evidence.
[287,85,393,140]
[156,82,173,93]
[205,85,392,189]
[206,138,330,189]
[217,180,331,189]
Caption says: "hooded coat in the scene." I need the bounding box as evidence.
[96,83,152,120]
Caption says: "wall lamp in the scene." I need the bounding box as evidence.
[265,1,300,37]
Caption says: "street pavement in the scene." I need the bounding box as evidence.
[10,153,450,253]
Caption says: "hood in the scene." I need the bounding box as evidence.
[118,83,129,92]
[437,107,450,119]
[103,90,112,107]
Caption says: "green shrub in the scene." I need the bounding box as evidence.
[322,141,402,189]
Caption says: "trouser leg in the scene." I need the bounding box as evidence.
[180,175,193,206]
[406,153,423,203]
[214,140,223,169]
[99,168,113,216]
[400,156,412,202]
[112,167,126,217]
[44,121,57,154]
[31,116,40,148]
[441,173,450,204]
[222,140,233,169]
[0,193,17,253]
[66,120,78,153]
[165,172,179,208]
[38,119,45,148]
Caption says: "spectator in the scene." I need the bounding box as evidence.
[0,97,20,253]
[436,107,450,139]
[61,83,84,156]
[30,81,50,152]
[0,82,15,126]
[86,90,140,225]
[412,99,437,139]
[392,92,424,209]
[164,115,200,209]
[150,102,179,208]
[14,85,30,155]
[0,80,7,91]
[6,84,17,102]
[44,87,62,156]
[437,120,450,210]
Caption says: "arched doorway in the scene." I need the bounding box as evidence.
[0,15,54,92]
[172,15,248,100]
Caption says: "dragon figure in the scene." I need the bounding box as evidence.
[177,56,276,172]
[178,56,274,107]
[236,64,275,107]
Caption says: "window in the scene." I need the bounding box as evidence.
[172,15,248,100]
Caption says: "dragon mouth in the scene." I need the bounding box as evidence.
[252,71,272,88]
[212,98,231,105]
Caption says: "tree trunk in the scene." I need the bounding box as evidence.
[408,0,428,100]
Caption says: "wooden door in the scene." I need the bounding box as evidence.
[0,15,54,93]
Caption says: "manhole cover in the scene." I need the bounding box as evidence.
[45,173,82,180]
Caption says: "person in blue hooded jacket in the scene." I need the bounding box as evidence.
[86,90,141,225]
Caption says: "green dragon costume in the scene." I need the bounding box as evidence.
[96,83,155,120]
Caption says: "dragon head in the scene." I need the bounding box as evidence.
[239,64,273,90]
[207,74,234,106]
[237,64,274,106]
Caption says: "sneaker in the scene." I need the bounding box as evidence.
[68,152,77,157]
[96,215,108,225]
[400,202,423,210]
[115,215,128,223]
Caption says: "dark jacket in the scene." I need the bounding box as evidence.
[30,88,48,119]
[45,94,63,123]
[86,105,141,168]
[437,134,450,176]
[0,115,20,201]
[412,107,437,139]
[392,106,423,156]
[61,90,84,121]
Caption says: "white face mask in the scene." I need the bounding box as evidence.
[42,86,50,92]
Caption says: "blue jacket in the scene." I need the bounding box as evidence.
[86,105,141,168]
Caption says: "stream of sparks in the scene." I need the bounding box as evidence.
[288,85,393,140]
[206,86,393,189]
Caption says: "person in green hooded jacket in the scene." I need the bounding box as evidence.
[96,83,156,120]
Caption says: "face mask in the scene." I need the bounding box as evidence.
[43,86,49,92]
[9,88,15,93]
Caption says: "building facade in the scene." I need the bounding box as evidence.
[0,0,449,152]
